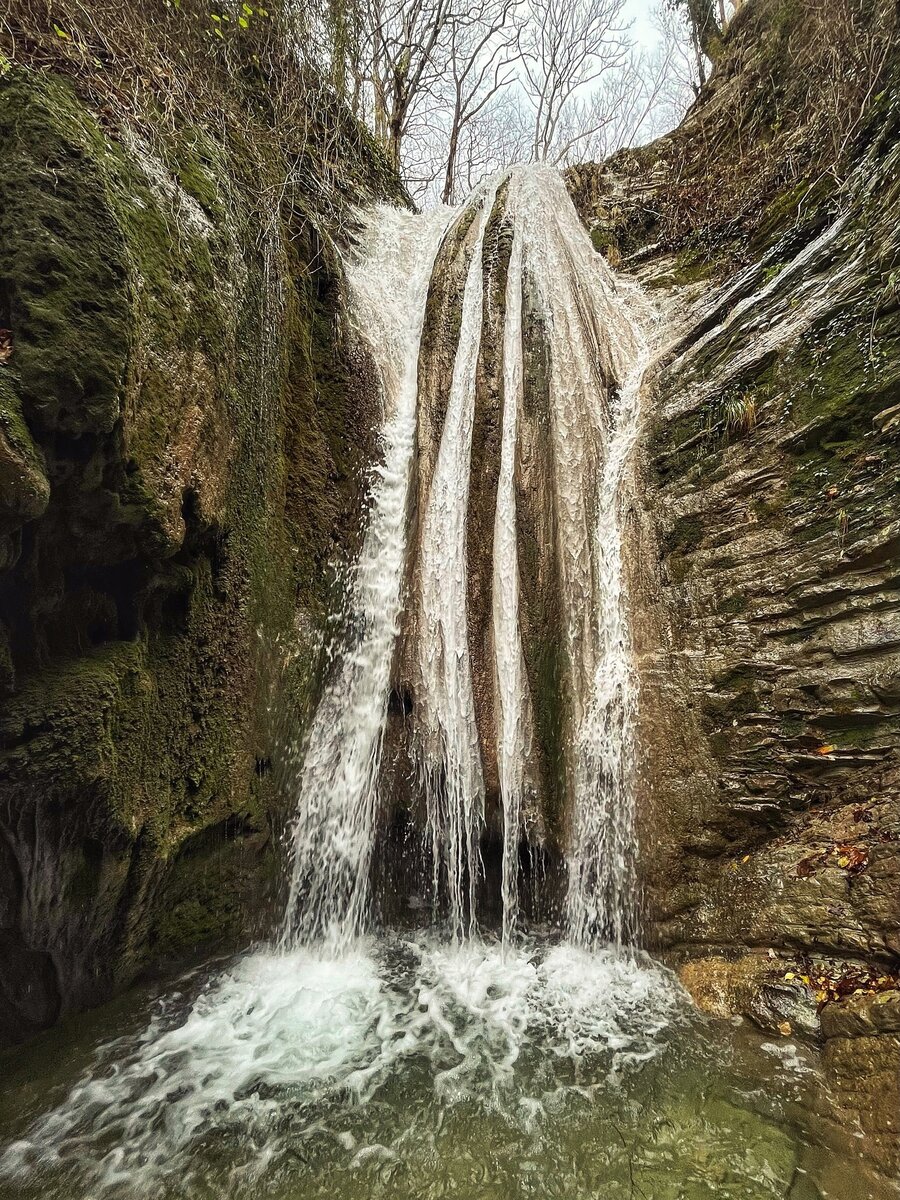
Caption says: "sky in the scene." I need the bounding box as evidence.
[624,0,666,48]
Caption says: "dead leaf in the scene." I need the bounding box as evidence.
[0,329,11,365]
[778,1020,792,1036]
[816,744,836,755]
[834,843,868,874]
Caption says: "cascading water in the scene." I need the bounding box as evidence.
[494,168,651,949]
[279,204,450,949]
[273,164,650,953]
[0,167,707,1200]
[415,180,497,943]
[492,183,533,950]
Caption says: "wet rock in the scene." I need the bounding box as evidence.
[748,982,820,1040]
[822,1020,900,1177]
[819,990,900,1039]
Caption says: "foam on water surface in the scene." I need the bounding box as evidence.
[0,937,685,1195]
[0,937,861,1200]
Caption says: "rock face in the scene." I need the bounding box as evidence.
[0,49,400,1045]
[568,0,899,1175]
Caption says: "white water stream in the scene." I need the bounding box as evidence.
[0,167,681,1199]
[503,168,651,947]
[493,184,532,949]
[279,204,450,949]
[280,165,651,953]
[415,180,498,943]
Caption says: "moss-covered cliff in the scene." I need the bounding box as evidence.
[567,0,899,1175]
[0,4,404,1044]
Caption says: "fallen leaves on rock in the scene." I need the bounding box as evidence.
[0,329,12,365]
[811,965,899,1008]
[795,841,868,878]
[774,958,899,1010]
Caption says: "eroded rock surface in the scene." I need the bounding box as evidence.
[568,0,899,1176]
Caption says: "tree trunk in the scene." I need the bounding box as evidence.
[687,0,723,64]
[442,123,460,204]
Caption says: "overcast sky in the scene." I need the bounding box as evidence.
[623,0,664,48]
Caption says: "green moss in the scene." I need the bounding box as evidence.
[781,717,805,738]
[671,247,716,286]
[151,883,240,959]
[0,642,149,819]
[590,224,621,264]
[171,130,228,219]
[0,71,131,436]
[665,514,703,556]
[702,686,761,732]
[0,369,49,520]
[748,179,819,255]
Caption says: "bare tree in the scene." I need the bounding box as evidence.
[365,0,456,169]
[517,0,632,162]
[679,0,724,63]
[652,1,705,100]
[349,0,715,203]
[441,0,518,203]
[548,35,681,165]
[451,90,533,195]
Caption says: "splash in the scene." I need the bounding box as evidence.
[0,938,684,1196]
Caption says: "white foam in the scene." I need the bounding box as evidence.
[0,938,684,1195]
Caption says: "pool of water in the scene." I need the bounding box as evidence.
[0,934,889,1200]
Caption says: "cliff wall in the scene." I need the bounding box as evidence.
[0,4,403,1043]
[568,0,899,1172]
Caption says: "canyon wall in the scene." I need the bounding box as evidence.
[0,16,402,1043]
[568,0,899,1172]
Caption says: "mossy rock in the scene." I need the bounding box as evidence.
[0,60,400,1039]
[0,368,49,525]
[0,71,131,436]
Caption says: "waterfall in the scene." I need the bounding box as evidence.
[566,307,649,949]
[0,173,682,1198]
[416,180,498,943]
[279,204,450,950]
[280,165,652,952]
[493,180,532,949]
[503,168,650,949]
